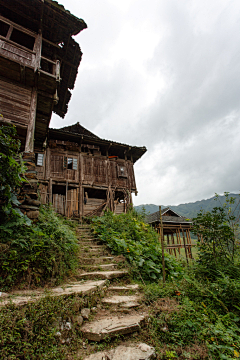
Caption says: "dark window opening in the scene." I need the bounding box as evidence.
[40,58,53,74]
[67,158,73,169]
[0,20,10,37]
[10,28,35,50]
[84,188,106,200]
[52,185,65,195]
[114,191,125,201]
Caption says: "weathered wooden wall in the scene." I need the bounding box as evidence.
[36,145,137,217]
[0,78,32,128]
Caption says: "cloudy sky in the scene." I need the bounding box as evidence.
[51,0,240,206]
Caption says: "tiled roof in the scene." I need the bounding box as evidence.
[146,209,192,224]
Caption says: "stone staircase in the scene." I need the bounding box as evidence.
[0,223,155,359]
[76,223,155,359]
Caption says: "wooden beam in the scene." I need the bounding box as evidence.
[25,87,37,152]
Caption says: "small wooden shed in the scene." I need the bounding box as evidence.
[36,123,147,218]
[146,207,194,259]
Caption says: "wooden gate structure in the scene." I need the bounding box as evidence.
[146,207,194,261]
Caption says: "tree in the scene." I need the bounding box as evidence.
[192,192,240,279]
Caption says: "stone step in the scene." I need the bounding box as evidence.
[82,256,114,265]
[0,280,107,307]
[108,284,139,292]
[84,343,156,360]
[102,295,140,308]
[78,270,128,280]
[81,264,118,271]
[81,313,147,341]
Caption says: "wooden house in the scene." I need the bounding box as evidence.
[36,123,147,217]
[0,0,87,152]
[146,207,194,259]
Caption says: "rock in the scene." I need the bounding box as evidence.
[74,315,83,326]
[102,295,139,305]
[79,270,128,281]
[109,284,139,292]
[26,210,39,219]
[81,308,90,320]
[0,292,8,298]
[84,343,156,359]
[81,314,147,341]
[0,280,107,307]
[138,343,153,352]
[24,199,41,206]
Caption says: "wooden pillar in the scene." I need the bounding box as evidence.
[171,232,177,257]
[48,178,52,204]
[181,226,189,264]
[159,206,166,284]
[25,88,37,153]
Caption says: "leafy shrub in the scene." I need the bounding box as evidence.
[91,210,183,282]
[0,123,27,220]
[192,193,240,281]
[0,205,79,290]
[144,274,240,359]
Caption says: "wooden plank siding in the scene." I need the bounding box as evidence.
[36,146,137,217]
[0,78,32,127]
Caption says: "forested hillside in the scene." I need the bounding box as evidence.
[135,193,240,218]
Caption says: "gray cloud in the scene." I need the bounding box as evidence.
[51,0,240,206]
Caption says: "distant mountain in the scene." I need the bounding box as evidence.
[134,193,240,219]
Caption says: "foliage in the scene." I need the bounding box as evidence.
[191,192,240,280]
[143,272,240,359]
[0,205,79,290]
[91,210,183,282]
[0,123,27,220]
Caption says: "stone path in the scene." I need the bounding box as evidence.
[0,223,155,358]
[76,224,155,359]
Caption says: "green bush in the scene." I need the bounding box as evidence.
[192,193,240,281]
[144,274,240,359]
[0,123,27,220]
[0,205,79,290]
[91,210,183,282]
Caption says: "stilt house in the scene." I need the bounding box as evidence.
[36,123,147,217]
[146,208,194,259]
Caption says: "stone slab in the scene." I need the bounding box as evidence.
[102,295,139,305]
[79,270,128,280]
[109,284,139,291]
[0,280,107,307]
[81,314,146,341]
[84,343,155,360]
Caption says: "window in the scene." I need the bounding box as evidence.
[67,158,73,169]
[10,28,35,50]
[36,153,44,166]
[0,20,10,37]
[64,157,77,170]
[117,164,127,178]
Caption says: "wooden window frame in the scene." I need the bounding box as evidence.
[117,164,128,178]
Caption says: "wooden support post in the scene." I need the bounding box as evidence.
[49,178,52,204]
[65,181,68,217]
[171,232,177,257]
[159,206,166,284]
[25,88,37,153]
[181,226,189,264]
